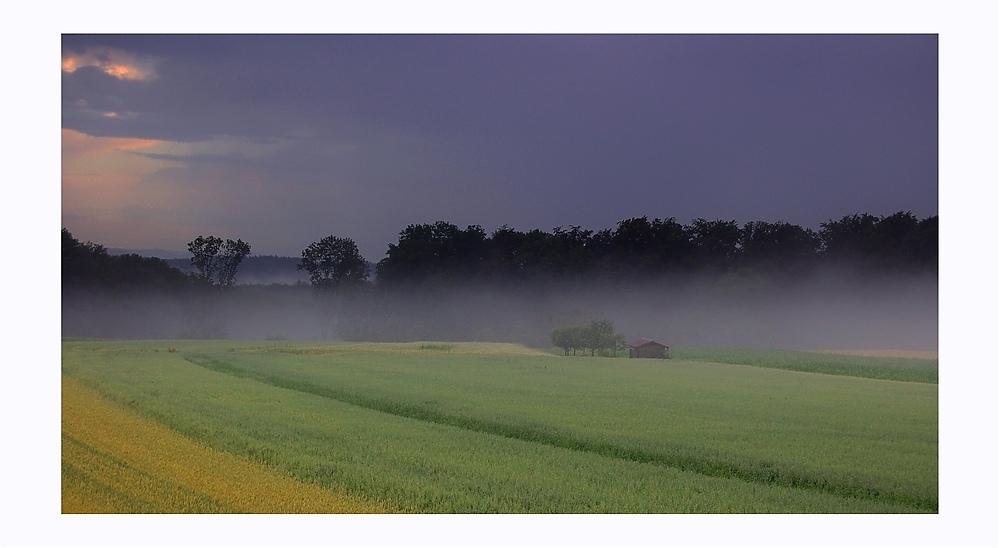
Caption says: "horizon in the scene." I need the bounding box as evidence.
[92,208,935,262]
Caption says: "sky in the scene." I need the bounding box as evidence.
[61,33,939,261]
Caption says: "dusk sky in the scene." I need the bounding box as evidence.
[62,34,939,261]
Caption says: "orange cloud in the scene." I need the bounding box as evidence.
[62,129,171,200]
[62,128,164,159]
[62,47,157,81]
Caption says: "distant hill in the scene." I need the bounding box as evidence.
[165,255,311,285]
[110,249,375,286]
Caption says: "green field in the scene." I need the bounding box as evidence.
[61,339,937,513]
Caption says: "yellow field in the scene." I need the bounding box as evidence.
[250,341,555,356]
[61,376,388,513]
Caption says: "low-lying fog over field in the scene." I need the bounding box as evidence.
[62,268,937,352]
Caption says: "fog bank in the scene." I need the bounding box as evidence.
[62,270,937,352]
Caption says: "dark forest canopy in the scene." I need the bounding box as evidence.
[62,228,201,293]
[63,211,937,294]
[375,211,937,287]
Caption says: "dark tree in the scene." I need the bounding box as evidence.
[298,235,369,340]
[188,236,223,284]
[550,326,576,356]
[376,222,488,286]
[609,216,657,275]
[739,220,820,276]
[818,213,881,265]
[910,215,938,271]
[818,211,936,273]
[187,236,251,287]
[371,212,935,289]
[612,333,628,357]
[486,225,524,280]
[217,239,251,287]
[62,228,110,288]
[298,236,368,290]
[63,228,193,292]
[586,318,618,356]
[553,319,623,357]
[550,225,594,277]
[106,253,195,292]
[608,216,693,276]
[516,229,562,280]
[689,218,741,272]
[871,211,931,271]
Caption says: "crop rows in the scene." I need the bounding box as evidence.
[62,339,937,513]
[672,347,938,383]
[183,352,935,510]
[61,376,386,513]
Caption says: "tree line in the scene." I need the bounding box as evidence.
[375,211,937,287]
[63,229,254,293]
[62,228,197,293]
[62,210,936,295]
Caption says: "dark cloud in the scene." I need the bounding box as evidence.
[61,34,937,259]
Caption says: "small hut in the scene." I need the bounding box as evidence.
[628,338,670,359]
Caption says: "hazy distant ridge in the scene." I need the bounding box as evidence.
[163,256,310,285]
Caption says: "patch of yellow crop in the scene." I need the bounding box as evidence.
[250,341,554,357]
[61,376,388,513]
[409,341,554,356]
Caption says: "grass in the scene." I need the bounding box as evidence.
[62,375,387,513]
[672,347,938,383]
[62,339,937,513]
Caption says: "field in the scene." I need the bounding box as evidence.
[61,339,938,513]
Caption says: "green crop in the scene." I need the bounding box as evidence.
[672,347,938,383]
[62,339,936,513]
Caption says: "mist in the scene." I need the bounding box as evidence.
[62,267,937,352]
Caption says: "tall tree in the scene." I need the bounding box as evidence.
[299,235,369,340]
[298,236,369,290]
[217,239,251,287]
[187,236,251,287]
[586,318,618,357]
[188,235,222,284]
[550,326,577,356]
